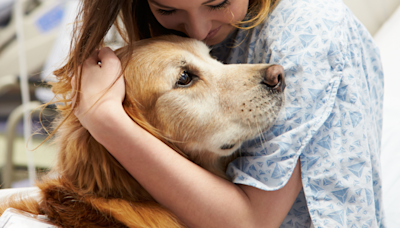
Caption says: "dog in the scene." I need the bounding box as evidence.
[0,35,286,228]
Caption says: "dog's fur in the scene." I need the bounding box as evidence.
[0,35,285,227]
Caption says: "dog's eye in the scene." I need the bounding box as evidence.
[176,71,193,87]
[220,144,235,150]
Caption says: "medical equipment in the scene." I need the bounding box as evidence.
[0,0,65,82]
[0,0,66,188]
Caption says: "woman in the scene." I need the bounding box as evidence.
[66,0,385,227]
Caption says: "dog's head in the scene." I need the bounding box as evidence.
[118,35,286,158]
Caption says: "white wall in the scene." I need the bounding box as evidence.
[343,0,400,35]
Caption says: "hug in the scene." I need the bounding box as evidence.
[0,0,384,227]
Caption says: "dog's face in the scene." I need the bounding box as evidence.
[122,35,285,157]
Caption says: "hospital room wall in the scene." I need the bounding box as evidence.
[343,0,400,35]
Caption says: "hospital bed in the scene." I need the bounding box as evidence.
[0,0,66,92]
[0,0,68,190]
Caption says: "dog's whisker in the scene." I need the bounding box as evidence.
[254,114,266,153]
[256,87,269,154]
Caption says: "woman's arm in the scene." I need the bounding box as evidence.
[74,48,303,228]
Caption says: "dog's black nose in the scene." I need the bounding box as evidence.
[262,65,286,92]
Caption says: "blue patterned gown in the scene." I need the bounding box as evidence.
[210,0,385,227]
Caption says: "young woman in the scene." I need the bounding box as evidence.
[65,0,385,227]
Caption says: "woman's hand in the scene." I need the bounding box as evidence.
[72,47,125,130]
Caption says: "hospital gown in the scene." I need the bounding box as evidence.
[210,0,385,227]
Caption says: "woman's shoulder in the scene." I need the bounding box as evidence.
[246,0,371,62]
[261,0,351,38]
[270,0,348,24]
[213,0,369,64]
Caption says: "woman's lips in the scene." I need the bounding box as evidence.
[205,26,222,40]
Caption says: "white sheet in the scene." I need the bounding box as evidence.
[373,5,400,228]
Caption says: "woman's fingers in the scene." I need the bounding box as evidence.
[71,75,76,90]
[97,47,120,67]
[70,75,76,104]
[84,49,100,67]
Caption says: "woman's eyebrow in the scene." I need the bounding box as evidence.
[148,0,174,9]
[202,0,217,5]
[148,0,217,8]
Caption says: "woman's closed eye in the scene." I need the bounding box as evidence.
[208,0,230,11]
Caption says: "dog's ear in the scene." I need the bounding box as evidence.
[115,44,189,159]
[122,100,189,159]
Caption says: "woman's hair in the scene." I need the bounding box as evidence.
[50,0,278,133]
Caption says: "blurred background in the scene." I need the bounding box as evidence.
[0,0,399,227]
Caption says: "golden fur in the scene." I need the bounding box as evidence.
[0,35,285,227]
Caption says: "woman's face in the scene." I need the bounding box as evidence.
[147,0,249,45]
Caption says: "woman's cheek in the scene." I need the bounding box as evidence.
[229,0,249,22]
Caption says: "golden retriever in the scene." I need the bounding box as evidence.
[0,35,286,228]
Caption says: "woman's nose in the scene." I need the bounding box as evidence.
[184,14,210,40]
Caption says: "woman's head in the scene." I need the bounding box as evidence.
[139,0,278,42]
[147,0,249,45]
[72,0,277,55]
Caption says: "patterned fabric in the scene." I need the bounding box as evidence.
[210,0,385,227]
